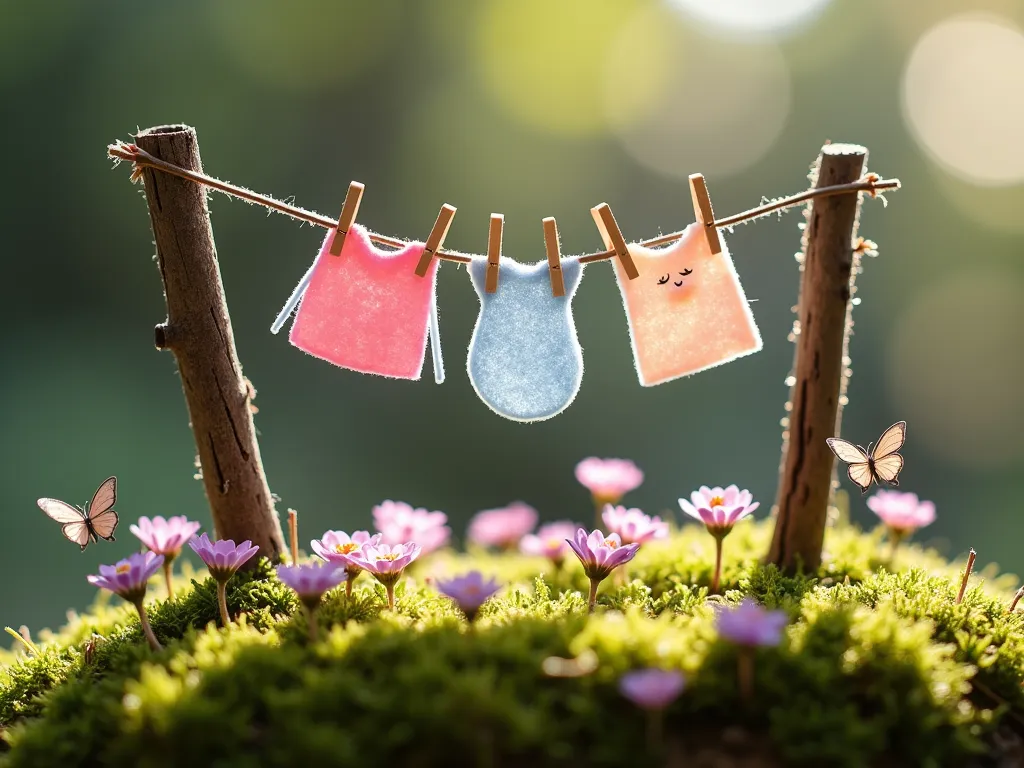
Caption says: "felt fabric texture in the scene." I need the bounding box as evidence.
[467,256,584,422]
[613,222,761,386]
[287,224,441,380]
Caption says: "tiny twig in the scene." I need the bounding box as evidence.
[288,509,299,565]
[956,549,977,605]
[4,626,41,657]
[108,139,900,265]
[1009,585,1024,613]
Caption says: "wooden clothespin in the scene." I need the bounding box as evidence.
[328,181,365,256]
[542,217,565,298]
[485,214,503,294]
[415,204,457,277]
[590,203,638,279]
[688,173,722,255]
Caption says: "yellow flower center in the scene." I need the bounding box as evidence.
[607,539,619,549]
[333,542,359,555]
[709,495,725,508]
[116,563,131,574]
[379,553,400,561]
[546,537,563,549]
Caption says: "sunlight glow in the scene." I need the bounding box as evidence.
[902,15,1024,185]
[668,0,833,35]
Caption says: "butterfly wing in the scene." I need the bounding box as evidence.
[37,498,87,525]
[847,462,875,493]
[62,521,92,550]
[872,454,904,486]
[88,477,117,516]
[89,510,119,541]
[870,422,906,459]
[826,438,869,465]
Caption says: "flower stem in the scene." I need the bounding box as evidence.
[1010,586,1024,613]
[712,537,723,594]
[345,578,354,599]
[738,648,754,703]
[386,584,396,611]
[887,529,904,565]
[305,606,318,641]
[217,580,230,626]
[587,579,599,613]
[163,558,175,600]
[135,601,162,652]
[646,708,664,756]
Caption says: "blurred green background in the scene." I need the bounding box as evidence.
[2,0,1022,634]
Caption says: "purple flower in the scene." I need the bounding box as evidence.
[87,551,164,604]
[566,528,641,611]
[575,458,644,503]
[566,528,640,582]
[619,669,686,710]
[435,571,501,621]
[715,599,788,647]
[520,521,578,565]
[373,500,450,555]
[866,491,936,535]
[467,502,538,549]
[276,562,347,607]
[679,485,760,537]
[602,505,669,545]
[188,534,259,627]
[130,515,201,559]
[188,533,260,582]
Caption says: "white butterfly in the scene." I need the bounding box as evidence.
[826,421,906,494]
[37,476,119,550]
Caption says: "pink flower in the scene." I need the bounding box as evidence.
[347,540,422,610]
[619,669,686,710]
[574,458,644,503]
[602,505,668,545]
[678,485,759,538]
[373,500,450,555]
[715,599,787,647]
[866,491,936,535]
[566,528,640,611]
[310,530,380,568]
[130,515,201,559]
[467,502,538,549]
[311,530,381,596]
[520,521,578,565]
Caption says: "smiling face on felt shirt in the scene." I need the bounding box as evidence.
[613,223,761,387]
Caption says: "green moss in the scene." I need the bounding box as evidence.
[1,520,1021,767]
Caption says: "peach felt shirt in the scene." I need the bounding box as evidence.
[612,223,761,386]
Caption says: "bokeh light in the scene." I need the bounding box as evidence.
[474,0,645,136]
[932,169,1024,235]
[604,5,791,179]
[668,0,833,36]
[206,1,401,91]
[902,15,1024,186]
[888,270,1024,469]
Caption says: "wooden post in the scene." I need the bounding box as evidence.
[768,143,867,573]
[136,124,285,564]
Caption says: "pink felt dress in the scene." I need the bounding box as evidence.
[613,223,761,386]
[289,224,440,380]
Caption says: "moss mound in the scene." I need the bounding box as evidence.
[2,521,1023,767]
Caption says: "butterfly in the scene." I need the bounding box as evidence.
[37,476,119,550]
[826,422,906,493]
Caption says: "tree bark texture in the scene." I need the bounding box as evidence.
[768,143,867,573]
[136,124,285,564]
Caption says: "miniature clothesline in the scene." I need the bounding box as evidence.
[107,140,900,271]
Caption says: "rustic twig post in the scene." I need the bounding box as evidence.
[768,143,867,573]
[135,124,285,563]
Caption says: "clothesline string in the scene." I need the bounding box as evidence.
[107,140,900,264]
